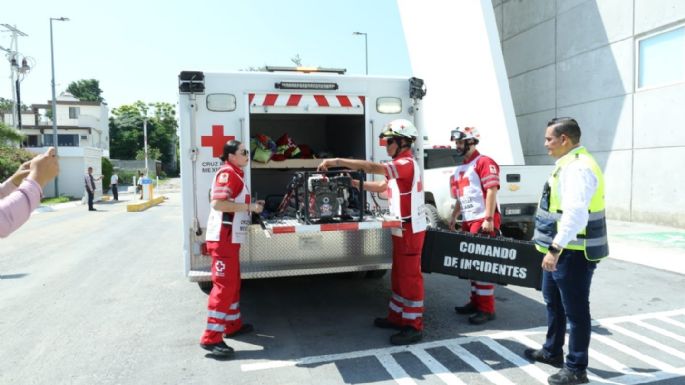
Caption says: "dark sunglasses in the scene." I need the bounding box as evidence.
[236,149,249,156]
[385,137,397,145]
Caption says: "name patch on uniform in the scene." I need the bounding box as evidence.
[489,165,497,174]
[218,172,229,184]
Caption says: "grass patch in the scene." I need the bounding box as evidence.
[41,196,73,205]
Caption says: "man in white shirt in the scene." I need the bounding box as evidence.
[525,117,609,385]
[110,172,119,201]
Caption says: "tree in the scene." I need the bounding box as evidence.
[109,101,178,174]
[0,121,25,145]
[0,97,29,113]
[66,79,104,102]
[135,147,161,162]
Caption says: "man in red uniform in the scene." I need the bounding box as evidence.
[200,140,264,358]
[448,127,501,325]
[318,119,427,345]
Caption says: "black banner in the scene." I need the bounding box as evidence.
[421,229,544,290]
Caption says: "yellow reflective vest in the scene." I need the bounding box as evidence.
[533,147,609,261]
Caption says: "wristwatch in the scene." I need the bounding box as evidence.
[548,244,562,255]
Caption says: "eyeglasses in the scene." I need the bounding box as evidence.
[236,149,249,156]
[385,137,397,146]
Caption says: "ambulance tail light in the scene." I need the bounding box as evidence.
[376,97,402,114]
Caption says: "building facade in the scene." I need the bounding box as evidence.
[493,0,685,227]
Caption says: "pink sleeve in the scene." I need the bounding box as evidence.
[0,179,17,199]
[0,179,43,238]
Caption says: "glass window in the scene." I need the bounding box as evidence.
[376,97,402,114]
[638,26,685,88]
[207,94,236,111]
[423,148,462,169]
[43,134,79,147]
[69,107,80,119]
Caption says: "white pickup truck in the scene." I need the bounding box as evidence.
[421,146,552,240]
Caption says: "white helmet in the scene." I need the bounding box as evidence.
[380,119,418,140]
[450,126,480,143]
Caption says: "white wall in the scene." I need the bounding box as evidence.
[27,146,103,199]
[494,0,685,227]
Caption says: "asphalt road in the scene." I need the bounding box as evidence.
[1,187,684,385]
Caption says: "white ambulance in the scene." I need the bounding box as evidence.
[178,68,427,287]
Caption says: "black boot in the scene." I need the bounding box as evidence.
[468,311,496,325]
[390,327,423,345]
[547,367,589,385]
[374,317,402,330]
[224,323,254,338]
[200,341,235,358]
[454,302,477,315]
[523,348,564,368]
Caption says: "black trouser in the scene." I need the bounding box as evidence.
[87,190,94,210]
[112,184,118,200]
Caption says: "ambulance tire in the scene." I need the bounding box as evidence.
[424,203,443,229]
[198,281,213,295]
[365,269,388,279]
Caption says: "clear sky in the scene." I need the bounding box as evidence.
[1,0,411,110]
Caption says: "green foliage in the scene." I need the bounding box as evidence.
[109,101,178,174]
[101,157,113,193]
[0,146,34,182]
[135,147,161,162]
[41,196,71,205]
[0,97,29,113]
[66,79,104,102]
[0,121,25,145]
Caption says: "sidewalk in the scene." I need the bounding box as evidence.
[607,219,685,275]
[34,190,139,213]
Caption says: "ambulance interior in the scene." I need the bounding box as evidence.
[249,113,366,220]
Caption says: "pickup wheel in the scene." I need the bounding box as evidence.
[424,203,442,229]
[198,281,213,295]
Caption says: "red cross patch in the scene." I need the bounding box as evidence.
[457,171,470,196]
[201,125,235,157]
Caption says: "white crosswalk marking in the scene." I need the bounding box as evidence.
[444,342,515,385]
[480,338,548,384]
[409,347,468,385]
[632,319,685,344]
[376,353,419,385]
[240,308,685,385]
[602,323,685,361]
[655,316,685,329]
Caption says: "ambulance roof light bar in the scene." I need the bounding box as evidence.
[265,66,346,75]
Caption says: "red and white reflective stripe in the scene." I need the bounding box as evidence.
[249,93,365,108]
[270,220,401,234]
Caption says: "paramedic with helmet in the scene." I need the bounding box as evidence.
[448,126,501,325]
[318,118,427,345]
[200,140,264,359]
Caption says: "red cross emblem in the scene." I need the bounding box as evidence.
[201,125,235,157]
[456,171,470,196]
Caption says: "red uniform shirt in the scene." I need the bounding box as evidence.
[450,149,500,199]
[383,149,415,219]
[212,161,244,202]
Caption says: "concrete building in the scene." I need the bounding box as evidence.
[1,92,109,198]
[492,0,685,227]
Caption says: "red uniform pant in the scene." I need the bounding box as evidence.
[462,217,500,314]
[200,228,243,345]
[387,223,426,331]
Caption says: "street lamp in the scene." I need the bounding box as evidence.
[352,31,368,75]
[50,16,69,197]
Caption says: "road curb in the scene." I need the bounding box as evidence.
[127,196,165,212]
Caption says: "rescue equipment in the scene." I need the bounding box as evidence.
[421,229,544,289]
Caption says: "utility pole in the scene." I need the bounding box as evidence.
[0,24,28,128]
